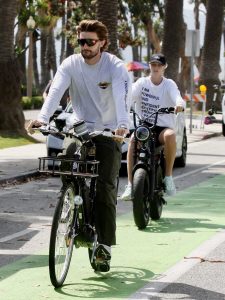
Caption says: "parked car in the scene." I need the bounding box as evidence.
[46,102,187,171]
[221,84,225,136]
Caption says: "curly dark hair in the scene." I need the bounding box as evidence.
[76,20,109,52]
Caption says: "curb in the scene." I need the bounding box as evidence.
[187,131,222,143]
[202,132,222,140]
[0,170,41,186]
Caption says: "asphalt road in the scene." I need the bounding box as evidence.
[1,135,225,299]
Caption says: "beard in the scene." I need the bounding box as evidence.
[81,47,100,60]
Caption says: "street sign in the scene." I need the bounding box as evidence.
[185,30,200,57]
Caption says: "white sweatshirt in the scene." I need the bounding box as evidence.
[132,76,185,129]
[38,52,131,131]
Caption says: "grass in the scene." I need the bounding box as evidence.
[0,134,37,149]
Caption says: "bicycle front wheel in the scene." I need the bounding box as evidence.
[132,168,150,229]
[49,183,76,288]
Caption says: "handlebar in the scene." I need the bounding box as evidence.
[32,124,126,143]
[133,106,176,128]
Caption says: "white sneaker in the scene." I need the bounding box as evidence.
[121,183,132,201]
[163,176,176,196]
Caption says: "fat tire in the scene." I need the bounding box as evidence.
[49,183,76,288]
[150,165,163,220]
[132,168,150,229]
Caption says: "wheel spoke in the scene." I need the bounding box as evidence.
[49,183,76,287]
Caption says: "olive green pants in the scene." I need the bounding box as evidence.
[62,135,121,246]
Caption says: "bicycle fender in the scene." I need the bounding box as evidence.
[132,162,150,176]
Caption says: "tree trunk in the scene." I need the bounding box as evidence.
[162,0,184,83]
[15,23,27,87]
[40,29,51,90]
[142,18,161,55]
[96,0,119,56]
[33,37,40,94]
[178,21,190,95]
[199,0,224,110]
[60,14,66,63]
[66,10,74,57]
[46,28,57,75]
[0,0,25,135]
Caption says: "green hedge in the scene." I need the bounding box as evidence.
[22,96,43,110]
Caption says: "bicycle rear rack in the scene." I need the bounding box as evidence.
[38,156,99,178]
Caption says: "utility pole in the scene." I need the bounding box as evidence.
[185,30,200,134]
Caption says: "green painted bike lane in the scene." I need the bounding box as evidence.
[1,174,225,300]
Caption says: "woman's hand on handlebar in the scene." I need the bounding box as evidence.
[26,120,46,134]
[175,105,184,113]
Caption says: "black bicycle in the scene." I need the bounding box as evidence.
[132,107,175,229]
[37,121,120,287]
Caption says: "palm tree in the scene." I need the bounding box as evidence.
[40,29,51,89]
[199,0,224,110]
[121,0,163,60]
[0,0,26,135]
[96,0,119,56]
[162,0,184,83]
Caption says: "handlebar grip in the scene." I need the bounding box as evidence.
[159,107,175,113]
[32,124,41,128]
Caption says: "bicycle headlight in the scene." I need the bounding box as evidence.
[135,126,150,141]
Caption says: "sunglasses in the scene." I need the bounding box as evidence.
[77,38,99,47]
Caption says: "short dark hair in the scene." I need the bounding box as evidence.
[77,20,109,52]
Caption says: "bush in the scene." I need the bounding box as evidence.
[21,96,43,110]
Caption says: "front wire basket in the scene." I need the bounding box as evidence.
[38,156,99,178]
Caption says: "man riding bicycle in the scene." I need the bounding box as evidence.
[28,19,131,272]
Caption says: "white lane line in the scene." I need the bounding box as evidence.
[0,228,38,243]
[0,213,52,222]
[0,249,35,255]
[128,229,225,299]
[174,158,225,180]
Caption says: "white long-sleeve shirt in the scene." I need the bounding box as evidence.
[132,76,185,129]
[38,52,131,131]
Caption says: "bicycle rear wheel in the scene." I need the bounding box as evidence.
[49,183,76,288]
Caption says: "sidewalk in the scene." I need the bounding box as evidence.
[0,141,46,185]
[186,113,222,143]
[0,112,223,185]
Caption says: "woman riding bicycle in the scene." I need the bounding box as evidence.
[121,53,185,201]
[28,19,131,272]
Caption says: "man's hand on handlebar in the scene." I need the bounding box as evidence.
[26,120,46,135]
[114,127,129,143]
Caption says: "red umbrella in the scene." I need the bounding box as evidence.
[126,61,149,72]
